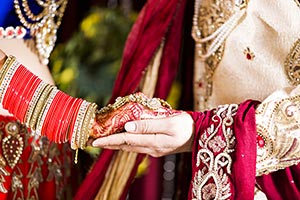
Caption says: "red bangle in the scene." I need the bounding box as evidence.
[64,98,81,143]
[41,90,63,140]
[0,56,97,148]
[55,95,75,143]
[15,72,39,120]
[58,95,77,143]
[19,78,42,121]
[60,98,78,143]
[9,69,31,115]
[49,91,69,142]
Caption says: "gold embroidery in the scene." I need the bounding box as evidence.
[285,38,300,86]
[192,0,250,110]
[0,155,9,193]
[192,0,236,110]
[12,168,24,200]
[192,104,237,199]
[256,95,300,176]
[0,119,70,198]
[2,122,24,168]
[13,0,68,65]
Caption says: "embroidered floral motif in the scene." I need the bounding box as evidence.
[208,135,226,152]
[192,104,238,200]
[12,169,24,199]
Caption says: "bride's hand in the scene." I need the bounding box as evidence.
[90,92,180,138]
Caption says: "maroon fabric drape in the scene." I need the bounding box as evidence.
[256,163,300,199]
[75,0,189,199]
[188,100,259,200]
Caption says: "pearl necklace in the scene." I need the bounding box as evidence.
[191,0,249,111]
[192,0,248,59]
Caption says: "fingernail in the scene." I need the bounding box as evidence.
[92,141,98,147]
[125,122,136,132]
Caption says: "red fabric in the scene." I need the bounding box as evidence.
[76,0,189,199]
[0,115,71,200]
[110,0,187,100]
[127,157,164,200]
[73,149,114,200]
[256,164,300,200]
[188,100,259,200]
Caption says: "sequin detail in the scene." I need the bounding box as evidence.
[0,117,71,199]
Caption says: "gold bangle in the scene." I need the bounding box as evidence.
[71,101,89,150]
[35,88,58,135]
[30,85,55,131]
[80,102,97,149]
[97,93,172,115]
[24,82,47,126]
[0,57,19,103]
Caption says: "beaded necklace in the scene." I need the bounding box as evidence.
[13,0,68,65]
[192,0,248,110]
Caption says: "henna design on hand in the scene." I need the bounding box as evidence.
[91,92,180,138]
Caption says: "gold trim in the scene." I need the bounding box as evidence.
[285,38,300,86]
[256,94,300,175]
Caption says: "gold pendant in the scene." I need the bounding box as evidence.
[2,122,24,168]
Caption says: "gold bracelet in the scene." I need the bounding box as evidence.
[97,93,172,115]
[71,101,89,150]
[30,85,55,131]
[0,56,19,103]
[24,82,47,126]
[79,102,97,149]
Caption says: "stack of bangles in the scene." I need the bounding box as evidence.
[0,55,97,161]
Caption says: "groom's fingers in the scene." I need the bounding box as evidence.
[92,132,163,148]
[97,145,162,157]
[124,116,182,135]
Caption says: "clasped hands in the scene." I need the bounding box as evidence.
[90,92,195,157]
